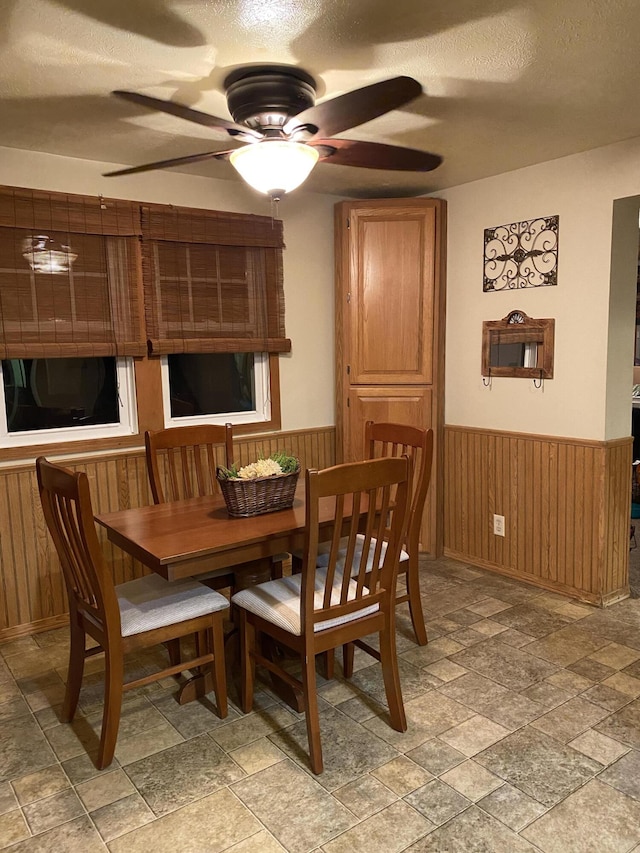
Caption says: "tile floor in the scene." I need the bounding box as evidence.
[2,558,640,852]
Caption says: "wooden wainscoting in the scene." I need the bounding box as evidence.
[444,425,631,605]
[0,426,335,640]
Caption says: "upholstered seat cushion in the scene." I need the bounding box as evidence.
[314,534,409,571]
[231,568,379,636]
[116,574,229,638]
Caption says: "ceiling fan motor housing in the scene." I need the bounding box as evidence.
[224,66,317,130]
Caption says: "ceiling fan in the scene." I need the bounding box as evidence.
[104,65,442,197]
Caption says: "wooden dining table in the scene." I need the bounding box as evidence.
[95,482,359,708]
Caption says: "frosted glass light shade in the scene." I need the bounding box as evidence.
[229,141,319,197]
[22,235,77,274]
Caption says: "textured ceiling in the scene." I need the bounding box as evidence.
[1,0,639,197]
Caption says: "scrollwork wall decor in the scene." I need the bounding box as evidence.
[483,215,559,291]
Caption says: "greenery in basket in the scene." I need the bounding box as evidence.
[217,451,299,481]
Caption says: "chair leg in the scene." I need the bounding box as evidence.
[97,646,124,770]
[61,618,86,723]
[342,642,355,679]
[301,651,323,774]
[319,650,335,680]
[239,610,255,715]
[405,560,428,646]
[165,639,181,667]
[379,624,407,733]
[210,617,228,719]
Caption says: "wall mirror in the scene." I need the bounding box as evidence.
[482,310,555,379]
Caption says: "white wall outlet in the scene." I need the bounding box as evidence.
[493,514,505,536]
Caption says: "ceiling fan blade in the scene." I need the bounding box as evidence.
[284,76,422,139]
[310,138,442,172]
[112,91,261,140]
[103,149,235,177]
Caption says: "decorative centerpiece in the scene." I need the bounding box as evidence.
[217,451,300,517]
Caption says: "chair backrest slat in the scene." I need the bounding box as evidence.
[145,423,234,504]
[302,457,410,634]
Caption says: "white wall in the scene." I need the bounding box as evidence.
[438,135,640,441]
[0,146,338,433]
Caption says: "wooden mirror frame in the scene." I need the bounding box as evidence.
[482,310,555,379]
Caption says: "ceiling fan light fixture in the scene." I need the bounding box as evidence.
[21,235,78,275]
[229,140,319,198]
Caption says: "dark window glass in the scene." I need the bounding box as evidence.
[167,353,255,418]
[2,357,119,432]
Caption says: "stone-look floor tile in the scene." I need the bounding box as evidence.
[476,726,601,807]
[588,642,640,671]
[447,609,484,627]
[224,830,287,852]
[569,729,629,766]
[12,765,69,805]
[90,792,154,842]
[451,639,558,691]
[400,637,465,667]
[75,768,135,811]
[6,815,105,853]
[4,647,69,681]
[466,598,513,618]
[363,691,474,753]
[599,750,640,802]
[0,715,57,782]
[595,697,640,748]
[492,604,573,640]
[22,787,84,834]
[568,657,617,682]
[623,658,640,679]
[114,720,184,766]
[0,680,22,706]
[149,690,240,737]
[61,752,120,785]
[471,619,509,638]
[85,695,167,743]
[229,737,286,775]
[125,733,244,816]
[370,755,432,796]
[604,672,640,697]
[438,672,509,712]
[0,810,30,849]
[480,692,545,731]
[497,628,535,648]
[582,683,632,712]
[322,800,433,853]
[0,637,39,659]
[522,779,640,853]
[448,628,485,648]
[210,705,298,753]
[335,692,382,724]
[554,602,594,621]
[438,714,510,757]
[525,626,607,666]
[109,788,262,853]
[425,618,461,638]
[0,782,17,815]
[232,761,355,853]
[348,659,440,705]
[544,668,594,695]
[420,586,489,618]
[406,740,466,776]
[0,697,30,723]
[477,783,546,831]
[268,705,398,792]
[424,659,467,683]
[405,778,470,825]
[317,679,361,706]
[333,774,397,819]
[404,804,539,852]
[519,682,573,710]
[33,704,63,731]
[43,718,97,762]
[439,760,503,801]
[530,696,609,743]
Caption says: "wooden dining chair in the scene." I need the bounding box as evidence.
[232,456,411,774]
[36,457,229,770]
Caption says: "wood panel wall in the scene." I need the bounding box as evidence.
[0,426,335,640]
[444,425,631,605]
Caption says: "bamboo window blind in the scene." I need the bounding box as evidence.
[0,186,146,359]
[141,203,290,356]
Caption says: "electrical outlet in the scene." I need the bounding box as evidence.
[493,514,505,536]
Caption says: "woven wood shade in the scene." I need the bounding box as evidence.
[0,187,145,359]
[141,204,290,356]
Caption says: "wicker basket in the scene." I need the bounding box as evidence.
[217,466,300,517]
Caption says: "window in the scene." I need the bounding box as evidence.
[161,352,271,428]
[0,356,137,447]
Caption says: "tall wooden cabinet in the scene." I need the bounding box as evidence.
[335,198,446,556]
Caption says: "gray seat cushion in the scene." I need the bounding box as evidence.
[116,574,229,638]
[314,534,409,572]
[231,568,379,636]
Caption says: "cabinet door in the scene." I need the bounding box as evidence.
[347,385,437,554]
[347,205,437,385]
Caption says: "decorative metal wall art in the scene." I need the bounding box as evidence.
[483,215,559,291]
